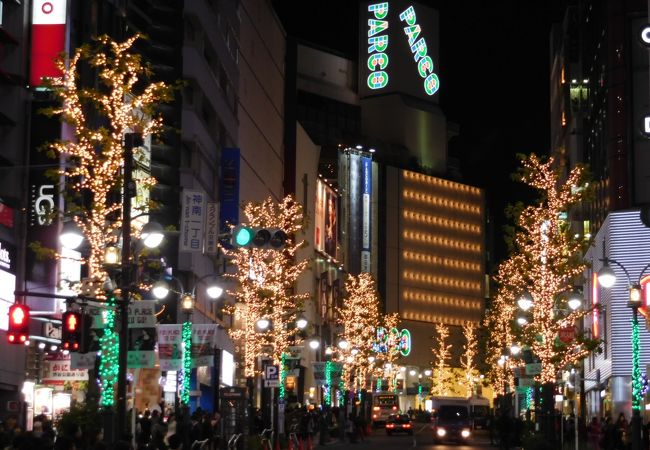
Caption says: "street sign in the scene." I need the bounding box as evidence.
[264,379,280,387]
[44,322,61,340]
[519,377,535,388]
[559,325,576,344]
[525,363,542,376]
[264,365,279,381]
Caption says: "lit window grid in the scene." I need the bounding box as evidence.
[402,251,481,273]
[402,270,481,294]
[403,170,482,197]
[403,288,482,311]
[402,310,481,326]
[402,230,481,253]
[402,210,481,235]
[402,189,481,215]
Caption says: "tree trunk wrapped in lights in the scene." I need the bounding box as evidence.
[461,321,477,396]
[336,272,383,391]
[490,154,599,385]
[430,322,452,396]
[46,34,171,289]
[223,196,309,377]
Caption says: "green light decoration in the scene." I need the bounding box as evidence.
[279,352,287,399]
[524,387,533,411]
[325,361,333,406]
[376,377,382,392]
[99,297,119,408]
[180,321,192,405]
[632,316,642,411]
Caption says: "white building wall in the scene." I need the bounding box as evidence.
[584,209,650,420]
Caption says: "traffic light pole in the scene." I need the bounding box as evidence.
[116,133,138,442]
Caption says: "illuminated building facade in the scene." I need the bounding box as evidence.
[383,168,485,369]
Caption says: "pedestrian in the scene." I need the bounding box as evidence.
[615,413,628,450]
[345,413,356,443]
[587,417,602,450]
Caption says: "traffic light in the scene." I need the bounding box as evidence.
[62,311,82,351]
[231,226,288,249]
[7,303,30,344]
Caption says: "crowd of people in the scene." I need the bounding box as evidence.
[486,411,650,450]
[0,407,221,450]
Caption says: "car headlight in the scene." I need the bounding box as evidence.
[461,429,471,438]
[436,428,447,437]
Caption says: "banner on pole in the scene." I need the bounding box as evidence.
[157,324,183,371]
[191,324,218,368]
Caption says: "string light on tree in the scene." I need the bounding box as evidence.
[336,272,383,392]
[223,196,309,379]
[490,154,597,384]
[430,322,452,396]
[461,321,477,396]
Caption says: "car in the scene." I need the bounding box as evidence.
[432,404,472,444]
[385,414,414,435]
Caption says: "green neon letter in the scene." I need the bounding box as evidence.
[367,71,388,89]
[368,2,388,20]
[368,35,388,53]
[368,19,388,37]
[424,73,439,96]
[399,6,416,26]
[403,25,421,46]
[417,56,433,77]
[367,53,389,70]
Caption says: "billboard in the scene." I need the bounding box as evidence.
[359,1,440,101]
[315,179,338,259]
[30,0,67,87]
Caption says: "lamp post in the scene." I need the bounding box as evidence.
[516,288,582,440]
[597,255,650,450]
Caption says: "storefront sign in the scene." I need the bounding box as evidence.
[204,202,220,255]
[42,353,88,385]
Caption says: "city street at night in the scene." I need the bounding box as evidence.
[1,0,650,449]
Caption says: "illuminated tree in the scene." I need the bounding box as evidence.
[430,322,452,396]
[493,154,597,384]
[47,34,171,287]
[45,35,171,408]
[223,196,309,378]
[461,321,477,396]
[484,289,517,395]
[336,272,382,391]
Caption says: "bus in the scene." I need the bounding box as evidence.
[371,393,400,426]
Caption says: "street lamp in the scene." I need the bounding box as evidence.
[597,254,650,450]
[59,221,84,250]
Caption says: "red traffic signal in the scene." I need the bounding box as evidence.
[62,311,82,351]
[7,304,30,344]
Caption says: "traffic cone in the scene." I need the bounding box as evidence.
[288,436,294,450]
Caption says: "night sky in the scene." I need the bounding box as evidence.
[273,0,567,267]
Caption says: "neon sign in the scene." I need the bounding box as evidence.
[399,6,439,95]
[367,3,390,90]
[363,2,440,97]
[374,327,411,356]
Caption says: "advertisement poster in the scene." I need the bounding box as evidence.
[42,353,89,385]
[191,324,218,368]
[157,324,183,371]
[315,180,338,259]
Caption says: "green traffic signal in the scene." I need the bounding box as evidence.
[235,227,253,246]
